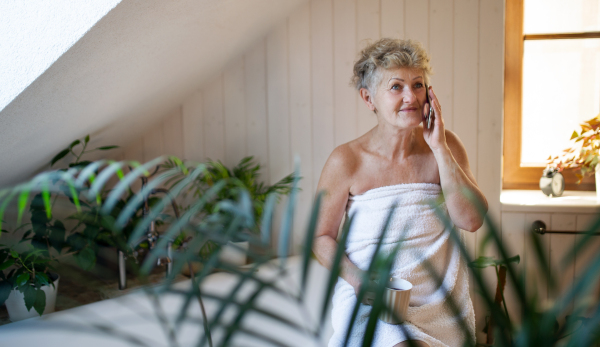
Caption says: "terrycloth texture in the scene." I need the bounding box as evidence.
[329,183,475,347]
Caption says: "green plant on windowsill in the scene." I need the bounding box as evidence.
[547,112,600,183]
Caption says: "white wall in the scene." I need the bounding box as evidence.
[0,0,308,189]
[0,0,121,112]
[124,0,505,341]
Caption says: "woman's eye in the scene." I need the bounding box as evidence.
[415,82,424,88]
[391,84,400,90]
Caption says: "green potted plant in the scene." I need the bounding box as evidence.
[548,113,600,195]
[0,242,58,321]
[0,135,121,321]
[165,156,296,268]
[0,194,72,321]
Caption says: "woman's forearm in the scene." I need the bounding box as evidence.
[313,235,364,290]
[433,146,488,231]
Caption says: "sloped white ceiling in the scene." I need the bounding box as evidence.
[0,0,307,188]
[0,0,122,112]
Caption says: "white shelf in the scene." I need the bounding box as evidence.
[500,190,600,213]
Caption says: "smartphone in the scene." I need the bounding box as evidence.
[424,84,434,129]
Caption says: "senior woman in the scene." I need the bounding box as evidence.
[313,38,488,347]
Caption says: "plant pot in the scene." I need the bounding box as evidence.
[218,241,249,267]
[4,274,60,322]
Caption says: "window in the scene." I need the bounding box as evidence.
[503,0,600,190]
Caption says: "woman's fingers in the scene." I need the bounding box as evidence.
[428,87,442,117]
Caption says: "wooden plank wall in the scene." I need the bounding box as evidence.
[122,0,505,342]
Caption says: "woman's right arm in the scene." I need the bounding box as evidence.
[312,146,365,295]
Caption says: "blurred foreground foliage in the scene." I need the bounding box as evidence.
[0,152,599,346]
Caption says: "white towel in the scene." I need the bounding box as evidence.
[329,183,475,347]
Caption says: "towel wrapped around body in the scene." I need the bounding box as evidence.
[328,183,475,347]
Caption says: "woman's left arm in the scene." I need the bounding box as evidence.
[423,86,488,232]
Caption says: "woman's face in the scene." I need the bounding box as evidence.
[369,67,427,129]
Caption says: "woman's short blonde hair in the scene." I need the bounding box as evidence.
[352,38,432,93]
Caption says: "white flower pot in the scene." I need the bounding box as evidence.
[5,275,59,322]
[218,241,249,267]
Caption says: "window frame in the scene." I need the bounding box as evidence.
[503,0,600,191]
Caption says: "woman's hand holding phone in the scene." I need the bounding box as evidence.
[422,86,447,152]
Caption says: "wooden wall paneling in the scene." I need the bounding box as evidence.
[267,22,291,253]
[356,0,380,136]
[453,0,479,178]
[223,57,247,168]
[162,106,184,158]
[124,139,145,192]
[267,23,291,185]
[124,138,144,163]
[453,2,479,325]
[182,91,204,163]
[429,0,454,131]
[549,214,576,322]
[203,76,226,162]
[575,214,600,309]
[523,213,551,308]
[380,0,405,39]
[244,40,270,182]
[143,123,165,163]
[474,2,504,341]
[476,0,503,227]
[333,0,358,147]
[404,0,429,48]
[500,212,526,324]
[288,4,313,251]
[311,0,335,192]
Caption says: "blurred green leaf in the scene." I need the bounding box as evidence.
[17,188,30,226]
[0,259,14,270]
[41,182,52,220]
[33,289,46,316]
[96,145,119,151]
[0,281,11,306]
[35,273,49,286]
[16,273,30,286]
[69,139,81,149]
[75,248,95,270]
[23,285,35,311]
[84,135,90,144]
[50,149,70,167]
[470,255,520,269]
[49,221,66,253]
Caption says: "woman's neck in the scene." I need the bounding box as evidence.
[370,123,418,160]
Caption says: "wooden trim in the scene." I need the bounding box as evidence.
[524,32,600,40]
[502,0,595,191]
[503,0,525,188]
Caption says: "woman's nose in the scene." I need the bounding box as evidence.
[403,89,417,103]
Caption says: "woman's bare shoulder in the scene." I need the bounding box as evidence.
[318,141,362,191]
